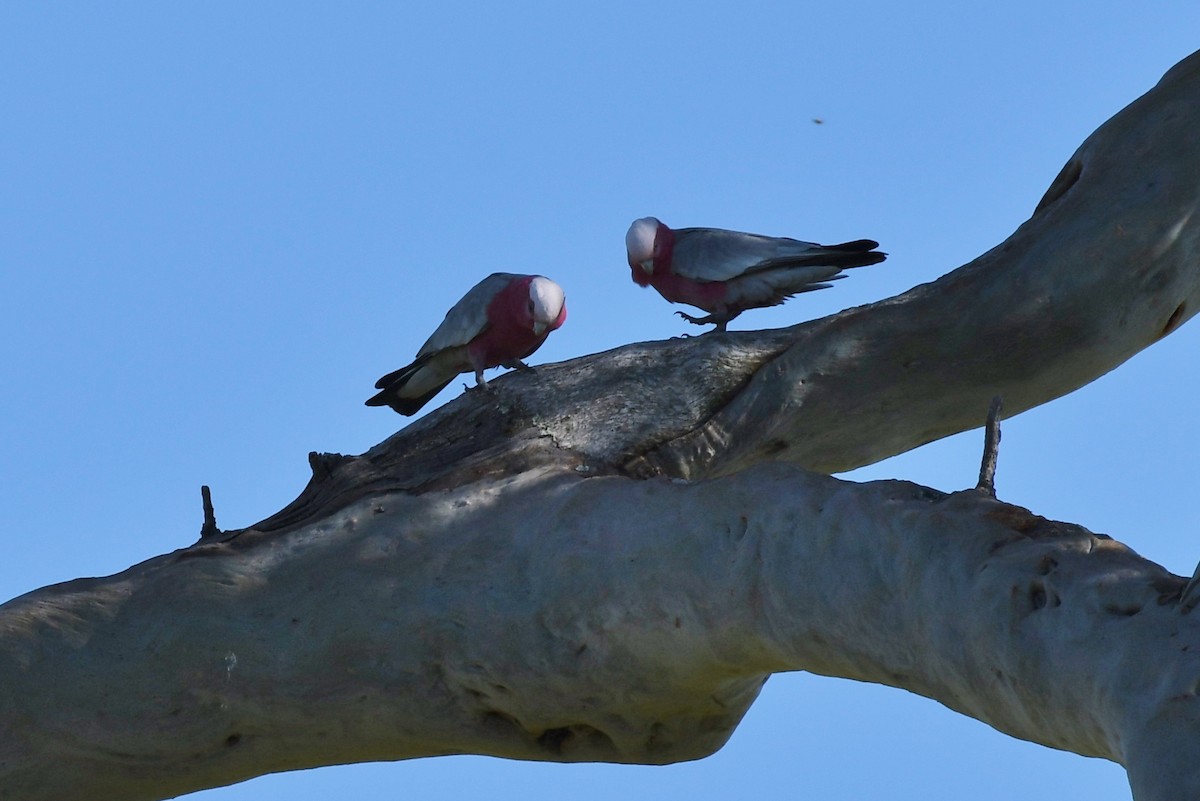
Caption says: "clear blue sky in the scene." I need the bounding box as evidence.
[2,3,1198,799]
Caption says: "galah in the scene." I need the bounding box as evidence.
[625,216,887,331]
[366,273,566,416]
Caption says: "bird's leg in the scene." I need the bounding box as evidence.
[463,370,493,393]
[710,309,742,333]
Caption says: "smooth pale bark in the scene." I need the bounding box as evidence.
[2,468,1197,801]
[3,48,1200,801]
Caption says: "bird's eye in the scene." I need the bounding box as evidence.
[528,301,535,314]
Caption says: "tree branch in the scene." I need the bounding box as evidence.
[976,395,1003,495]
[1,467,1196,801]
[3,47,1200,801]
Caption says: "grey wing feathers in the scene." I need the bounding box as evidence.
[672,228,884,282]
[416,272,519,356]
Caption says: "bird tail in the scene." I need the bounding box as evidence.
[819,239,887,269]
[365,377,455,415]
[372,352,434,389]
[365,352,453,416]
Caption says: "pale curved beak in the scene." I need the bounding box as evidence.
[638,259,654,274]
[532,321,548,336]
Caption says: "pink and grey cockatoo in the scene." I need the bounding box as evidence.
[366,272,566,416]
[625,216,887,332]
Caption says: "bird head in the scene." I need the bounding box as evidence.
[626,216,661,277]
[527,276,566,336]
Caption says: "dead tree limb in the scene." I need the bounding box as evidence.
[976,395,1004,495]
[2,49,1200,801]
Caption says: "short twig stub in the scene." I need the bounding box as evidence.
[199,485,220,540]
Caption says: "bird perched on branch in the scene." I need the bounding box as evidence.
[366,273,566,415]
[625,216,886,332]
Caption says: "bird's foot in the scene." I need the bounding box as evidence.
[675,311,729,333]
[502,360,534,372]
[463,376,494,394]
[675,310,716,326]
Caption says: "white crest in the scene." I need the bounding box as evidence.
[528,276,565,325]
[625,217,660,264]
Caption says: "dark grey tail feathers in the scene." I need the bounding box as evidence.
[365,352,447,415]
[372,351,436,390]
[828,238,880,252]
[365,376,454,416]
[821,239,887,269]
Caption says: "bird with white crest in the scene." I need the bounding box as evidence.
[366,273,566,415]
[626,216,886,332]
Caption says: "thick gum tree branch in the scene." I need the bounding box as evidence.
[3,49,1200,801]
